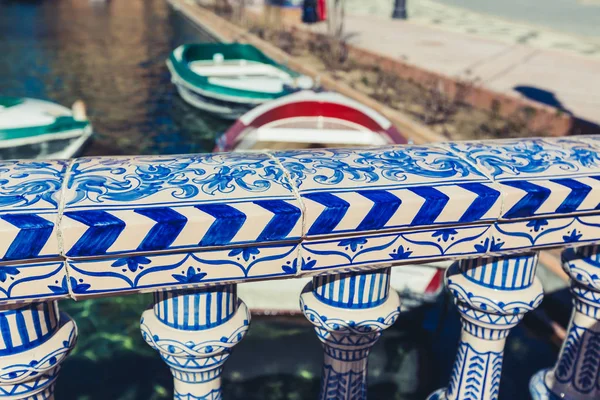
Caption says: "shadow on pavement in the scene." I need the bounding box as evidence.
[514,85,600,135]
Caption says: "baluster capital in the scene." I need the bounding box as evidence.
[141,285,250,400]
[0,301,77,400]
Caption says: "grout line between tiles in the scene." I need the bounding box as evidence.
[430,142,505,252]
[264,151,307,277]
[55,159,76,299]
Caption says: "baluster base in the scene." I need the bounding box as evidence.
[529,369,560,400]
[426,388,447,400]
[140,299,250,400]
[0,312,76,400]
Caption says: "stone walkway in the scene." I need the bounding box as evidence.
[346,0,600,59]
[239,0,600,124]
[335,0,600,125]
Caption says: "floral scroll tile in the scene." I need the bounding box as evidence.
[0,160,67,262]
[272,146,501,238]
[442,137,600,221]
[66,243,300,299]
[61,153,303,258]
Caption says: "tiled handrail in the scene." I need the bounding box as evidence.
[2,135,600,400]
[2,135,600,303]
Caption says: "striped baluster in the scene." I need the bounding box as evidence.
[301,268,401,400]
[531,245,600,400]
[141,285,250,400]
[0,302,59,356]
[313,269,390,309]
[0,301,77,400]
[461,254,537,290]
[429,252,543,400]
[153,286,237,331]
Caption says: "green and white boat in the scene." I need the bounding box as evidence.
[0,97,93,160]
[167,43,313,119]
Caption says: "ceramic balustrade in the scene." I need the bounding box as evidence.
[429,252,544,400]
[301,268,401,400]
[0,136,598,399]
[530,244,600,400]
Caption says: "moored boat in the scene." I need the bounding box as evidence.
[218,90,447,313]
[167,43,313,120]
[0,97,93,160]
[215,90,407,151]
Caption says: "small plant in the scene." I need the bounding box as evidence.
[477,104,550,139]
[370,66,401,105]
[419,76,477,127]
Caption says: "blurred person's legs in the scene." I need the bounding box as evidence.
[392,0,407,19]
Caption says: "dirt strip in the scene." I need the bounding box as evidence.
[168,0,446,144]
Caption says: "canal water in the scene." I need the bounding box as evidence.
[0,1,560,399]
[0,0,229,156]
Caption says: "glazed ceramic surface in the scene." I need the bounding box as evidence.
[1,136,600,400]
[0,136,597,301]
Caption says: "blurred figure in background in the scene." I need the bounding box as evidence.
[302,0,319,23]
[392,0,407,19]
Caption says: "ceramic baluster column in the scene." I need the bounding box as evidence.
[429,252,544,400]
[300,267,401,400]
[0,301,77,400]
[140,285,250,400]
[530,244,600,400]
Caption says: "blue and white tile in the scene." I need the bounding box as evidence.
[0,260,68,304]
[488,215,600,252]
[573,134,600,148]
[298,225,492,273]
[0,160,67,263]
[0,212,60,261]
[65,243,300,298]
[441,137,600,220]
[61,153,302,258]
[271,146,501,238]
[0,160,68,213]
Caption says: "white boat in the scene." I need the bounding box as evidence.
[217,90,448,313]
[0,97,93,160]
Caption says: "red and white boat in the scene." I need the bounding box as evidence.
[217,90,447,313]
[214,90,407,151]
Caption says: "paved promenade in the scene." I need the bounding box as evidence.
[339,0,600,125]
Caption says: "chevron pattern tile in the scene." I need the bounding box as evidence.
[0,137,600,299]
[272,146,502,238]
[60,153,302,258]
[444,137,600,220]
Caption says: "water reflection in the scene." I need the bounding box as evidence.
[0,0,229,156]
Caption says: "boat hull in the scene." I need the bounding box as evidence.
[174,83,257,120]
[0,97,93,160]
[48,124,93,159]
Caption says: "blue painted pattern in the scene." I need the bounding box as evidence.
[460,253,537,290]
[63,200,302,257]
[0,214,55,261]
[153,285,237,331]
[445,342,503,400]
[302,183,501,236]
[0,160,67,211]
[0,302,58,355]
[313,269,390,309]
[0,136,600,302]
